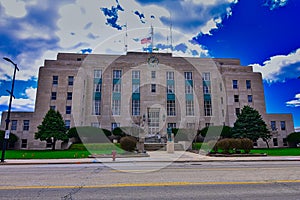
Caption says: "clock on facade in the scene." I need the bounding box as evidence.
[147,55,159,67]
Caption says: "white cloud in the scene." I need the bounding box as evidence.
[252,48,300,83]
[286,93,300,107]
[264,0,288,10]
[0,0,27,18]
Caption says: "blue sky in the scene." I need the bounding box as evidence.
[0,0,299,129]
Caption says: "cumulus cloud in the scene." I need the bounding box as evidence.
[252,48,300,83]
[263,0,288,10]
[286,94,300,107]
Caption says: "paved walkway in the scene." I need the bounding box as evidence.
[1,151,300,165]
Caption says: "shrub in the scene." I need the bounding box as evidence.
[286,132,300,147]
[217,139,231,154]
[120,136,137,152]
[240,138,253,153]
[206,140,218,153]
[0,130,18,149]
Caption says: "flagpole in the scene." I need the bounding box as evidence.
[151,25,154,54]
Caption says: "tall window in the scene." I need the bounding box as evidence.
[52,76,58,85]
[132,84,140,93]
[112,100,121,115]
[23,120,30,131]
[246,80,251,89]
[11,120,17,131]
[280,121,286,131]
[186,100,194,116]
[94,70,102,78]
[167,100,176,116]
[271,121,276,131]
[67,92,72,100]
[248,95,253,103]
[50,106,56,110]
[132,70,140,79]
[204,100,212,116]
[93,100,101,115]
[151,84,156,93]
[185,84,193,94]
[168,123,176,128]
[167,84,175,94]
[167,71,174,80]
[111,123,120,131]
[283,138,288,146]
[66,106,71,114]
[184,72,192,80]
[65,120,71,130]
[51,92,57,100]
[94,83,101,92]
[132,100,140,116]
[232,80,238,89]
[68,76,74,86]
[21,139,27,148]
[235,108,240,116]
[273,138,278,146]
[113,70,122,79]
[234,95,239,102]
[202,72,210,81]
[113,83,121,93]
[203,85,210,94]
[151,71,156,79]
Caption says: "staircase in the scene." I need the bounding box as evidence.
[144,143,184,151]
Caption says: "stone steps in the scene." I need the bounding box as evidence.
[144,143,184,151]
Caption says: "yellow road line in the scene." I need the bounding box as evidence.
[1,180,300,190]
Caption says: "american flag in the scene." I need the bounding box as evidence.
[141,37,151,44]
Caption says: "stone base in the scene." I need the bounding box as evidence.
[166,141,174,153]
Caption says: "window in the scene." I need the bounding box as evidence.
[202,72,210,81]
[111,123,120,131]
[221,97,224,104]
[132,100,140,116]
[167,84,174,94]
[66,106,71,114]
[52,76,58,85]
[186,100,194,116]
[132,84,140,93]
[151,84,156,93]
[204,100,212,116]
[167,100,176,116]
[93,100,101,115]
[222,109,225,117]
[185,84,193,94]
[68,76,74,86]
[21,139,27,148]
[220,83,223,91]
[168,123,176,129]
[232,80,238,89]
[94,70,102,78]
[51,92,57,100]
[50,106,56,110]
[187,123,195,129]
[283,138,288,146]
[91,122,100,128]
[235,108,240,116]
[23,120,30,131]
[113,84,121,93]
[280,121,286,131]
[246,80,251,89]
[132,70,140,79]
[167,71,174,80]
[113,70,122,79]
[271,121,276,131]
[46,139,52,148]
[248,95,253,103]
[273,138,278,146]
[67,92,72,100]
[94,83,101,92]
[151,71,156,79]
[11,120,17,131]
[65,120,71,130]
[234,95,239,102]
[203,85,210,94]
[112,100,121,115]
[184,72,192,80]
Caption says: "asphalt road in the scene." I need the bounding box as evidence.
[1,161,300,200]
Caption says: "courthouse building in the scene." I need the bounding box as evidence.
[0,52,295,149]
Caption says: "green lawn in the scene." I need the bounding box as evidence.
[251,148,300,156]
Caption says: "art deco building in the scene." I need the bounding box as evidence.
[0,52,295,149]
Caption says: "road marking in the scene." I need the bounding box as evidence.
[1,180,300,190]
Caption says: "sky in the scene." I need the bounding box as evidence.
[0,0,299,129]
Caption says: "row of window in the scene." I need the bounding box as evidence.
[10,120,30,131]
[254,138,288,147]
[51,92,72,101]
[52,76,74,86]
[271,121,286,131]
[234,95,253,103]
[232,80,251,89]
[50,106,72,114]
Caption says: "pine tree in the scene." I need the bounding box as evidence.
[232,105,271,147]
[35,109,68,150]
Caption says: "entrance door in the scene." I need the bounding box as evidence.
[147,108,160,136]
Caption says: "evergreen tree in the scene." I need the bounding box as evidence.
[35,109,68,150]
[232,105,271,147]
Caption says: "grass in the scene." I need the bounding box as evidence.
[4,143,124,159]
[251,148,300,156]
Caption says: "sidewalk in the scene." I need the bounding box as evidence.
[1,151,300,165]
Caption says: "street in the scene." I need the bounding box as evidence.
[0,161,300,199]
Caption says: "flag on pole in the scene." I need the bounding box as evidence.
[141,37,151,44]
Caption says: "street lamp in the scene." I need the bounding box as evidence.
[1,57,19,162]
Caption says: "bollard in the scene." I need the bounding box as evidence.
[112,150,116,161]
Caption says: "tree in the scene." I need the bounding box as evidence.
[232,105,271,147]
[286,132,300,147]
[0,130,18,149]
[35,109,68,150]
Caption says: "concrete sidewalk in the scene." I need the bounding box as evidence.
[1,151,300,165]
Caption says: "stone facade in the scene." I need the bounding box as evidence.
[0,52,295,149]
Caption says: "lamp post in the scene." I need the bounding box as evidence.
[1,57,19,163]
